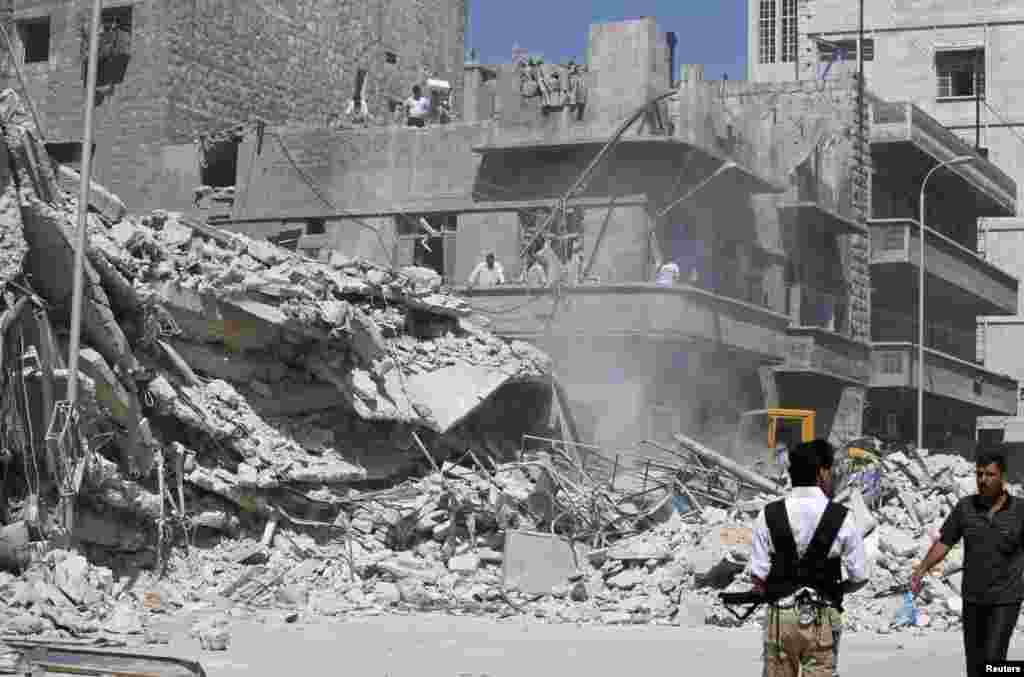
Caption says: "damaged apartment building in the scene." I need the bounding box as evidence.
[216,16,1019,461]
[748,0,1024,453]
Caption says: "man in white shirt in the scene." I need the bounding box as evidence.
[467,251,505,289]
[405,85,431,128]
[749,439,869,677]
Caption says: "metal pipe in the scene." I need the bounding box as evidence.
[917,155,975,454]
[66,0,103,415]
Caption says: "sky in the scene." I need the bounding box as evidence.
[467,0,748,81]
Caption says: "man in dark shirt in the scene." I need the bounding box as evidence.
[911,451,1024,677]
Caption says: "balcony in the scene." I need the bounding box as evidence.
[873,307,979,364]
[459,283,791,359]
[870,342,1017,415]
[777,201,867,238]
[869,97,1016,216]
[777,326,871,386]
[870,218,1018,316]
[473,124,786,200]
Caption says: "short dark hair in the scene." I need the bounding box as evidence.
[412,85,422,96]
[788,439,835,486]
[977,451,1008,475]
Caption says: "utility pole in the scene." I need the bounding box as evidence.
[857,0,864,120]
[63,0,102,537]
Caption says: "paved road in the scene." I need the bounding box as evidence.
[149,613,1011,677]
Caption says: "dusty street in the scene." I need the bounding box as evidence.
[148,613,988,677]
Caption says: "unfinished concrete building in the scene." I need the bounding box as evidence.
[0,0,467,211]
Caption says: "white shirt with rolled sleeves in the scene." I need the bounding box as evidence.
[750,486,868,585]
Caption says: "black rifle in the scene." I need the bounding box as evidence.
[719,590,766,622]
[873,581,911,599]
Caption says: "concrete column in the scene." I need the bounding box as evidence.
[462,66,482,123]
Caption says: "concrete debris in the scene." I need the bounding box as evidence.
[0,444,988,640]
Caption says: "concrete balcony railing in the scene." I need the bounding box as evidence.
[458,282,791,359]
[869,218,1018,315]
[869,98,1017,215]
[871,342,1017,415]
[873,307,979,365]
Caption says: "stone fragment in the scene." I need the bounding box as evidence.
[374,581,402,605]
[105,603,144,634]
[569,581,589,602]
[607,538,671,562]
[191,615,231,651]
[476,547,503,565]
[277,584,308,607]
[447,553,480,573]
[8,613,45,635]
[53,551,92,606]
[608,569,645,590]
[878,526,921,559]
[246,239,285,265]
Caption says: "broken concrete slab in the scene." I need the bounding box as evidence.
[20,197,142,385]
[243,382,350,417]
[167,340,289,384]
[85,453,162,520]
[402,362,525,434]
[78,348,141,428]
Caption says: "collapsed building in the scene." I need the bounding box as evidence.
[0,90,555,567]
[209,18,1019,466]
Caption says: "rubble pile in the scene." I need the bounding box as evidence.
[0,435,1001,645]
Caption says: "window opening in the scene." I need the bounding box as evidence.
[758,0,777,64]
[781,0,798,63]
[936,49,985,99]
[17,17,50,64]
[200,137,240,188]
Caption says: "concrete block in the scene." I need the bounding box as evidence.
[502,529,588,595]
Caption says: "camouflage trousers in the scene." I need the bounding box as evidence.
[761,605,839,677]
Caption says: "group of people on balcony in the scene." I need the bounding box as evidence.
[465,236,587,289]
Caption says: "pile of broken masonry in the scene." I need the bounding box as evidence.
[0,437,1000,647]
[0,89,999,648]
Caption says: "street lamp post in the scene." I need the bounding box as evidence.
[917,155,975,454]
